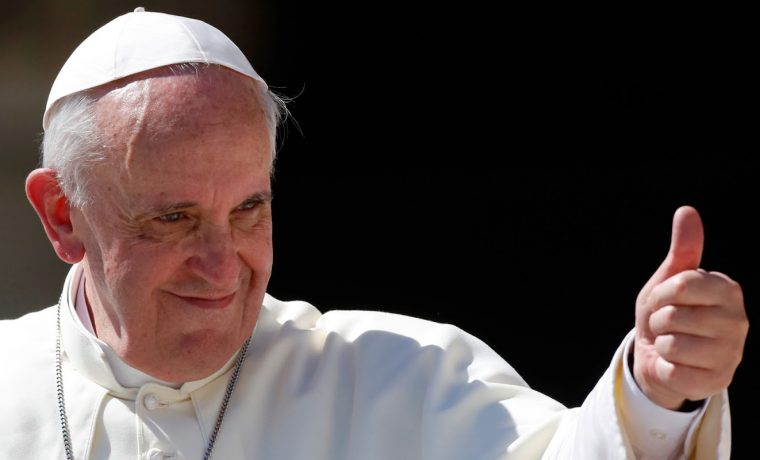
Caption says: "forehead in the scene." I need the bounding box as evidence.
[95,66,267,149]
[88,67,272,206]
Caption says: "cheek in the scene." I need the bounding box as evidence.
[109,244,185,293]
[239,228,274,276]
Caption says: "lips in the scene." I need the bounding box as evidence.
[172,292,236,309]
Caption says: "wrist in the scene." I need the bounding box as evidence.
[629,349,691,411]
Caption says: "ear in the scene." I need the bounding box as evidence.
[25,168,85,263]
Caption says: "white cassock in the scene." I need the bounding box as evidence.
[0,264,731,459]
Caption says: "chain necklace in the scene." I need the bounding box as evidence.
[55,302,251,460]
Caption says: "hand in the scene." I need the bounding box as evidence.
[633,206,748,410]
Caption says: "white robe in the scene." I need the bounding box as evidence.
[0,265,731,459]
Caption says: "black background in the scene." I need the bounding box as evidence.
[261,2,756,455]
[2,1,755,456]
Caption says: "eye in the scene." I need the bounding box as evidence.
[157,212,185,223]
[238,200,260,211]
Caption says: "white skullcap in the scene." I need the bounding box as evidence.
[43,7,266,129]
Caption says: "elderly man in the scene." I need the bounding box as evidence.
[0,8,748,460]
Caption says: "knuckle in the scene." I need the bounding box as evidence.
[654,335,676,357]
[636,290,647,307]
[735,310,750,330]
[728,343,745,368]
[727,277,741,290]
[724,324,749,355]
[706,360,735,393]
[705,371,733,395]
[656,360,677,382]
[638,289,658,313]
[727,279,745,305]
[671,274,690,296]
[660,305,678,327]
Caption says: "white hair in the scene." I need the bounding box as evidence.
[41,63,289,208]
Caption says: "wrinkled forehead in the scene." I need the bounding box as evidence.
[75,67,273,204]
[93,66,267,152]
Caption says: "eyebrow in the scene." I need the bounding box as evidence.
[134,192,273,220]
[238,192,274,206]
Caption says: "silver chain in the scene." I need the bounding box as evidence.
[203,334,250,460]
[56,300,74,460]
[55,302,251,460]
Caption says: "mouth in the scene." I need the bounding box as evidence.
[171,292,236,310]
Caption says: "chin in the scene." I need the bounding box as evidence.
[140,330,246,383]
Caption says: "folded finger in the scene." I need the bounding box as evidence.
[646,270,743,311]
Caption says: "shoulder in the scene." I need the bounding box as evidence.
[261,294,526,386]
[0,305,58,385]
[262,293,475,347]
[0,306,61,453]
[0,306,58,381]
[0,306,57,371]
[249,295,540,459]
[0,305,57,347]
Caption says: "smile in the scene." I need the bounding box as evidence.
[172,292,236,310]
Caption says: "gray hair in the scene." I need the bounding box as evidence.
[41,63,288,208]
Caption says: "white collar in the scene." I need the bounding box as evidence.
[74,271,95,335]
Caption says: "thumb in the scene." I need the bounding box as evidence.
[641,205,704,296]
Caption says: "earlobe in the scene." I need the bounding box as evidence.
[25,168,85,263]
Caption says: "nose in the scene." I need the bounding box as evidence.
[186,223,241,289]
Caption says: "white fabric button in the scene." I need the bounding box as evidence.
[144,393,160,410]
[649,428,667,440]
[134,6,146,12]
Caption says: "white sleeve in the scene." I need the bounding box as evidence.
[538,329,731,459]
[309,307,731,459]
[618,331,707,459]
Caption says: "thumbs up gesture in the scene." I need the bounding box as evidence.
[634,206,748,410]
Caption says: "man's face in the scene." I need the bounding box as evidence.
[69,68,273,382]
